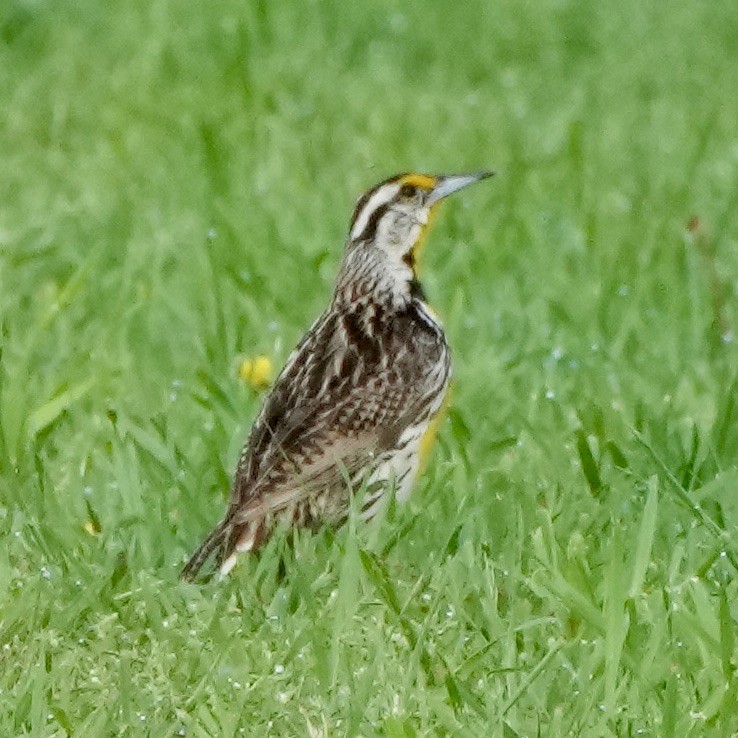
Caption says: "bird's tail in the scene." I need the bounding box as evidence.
[180,518,230,582]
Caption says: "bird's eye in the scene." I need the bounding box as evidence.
[399,183,416,198]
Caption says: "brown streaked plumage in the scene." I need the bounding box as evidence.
[181,170,493,581]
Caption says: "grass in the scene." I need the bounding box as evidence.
[1,0,738,734]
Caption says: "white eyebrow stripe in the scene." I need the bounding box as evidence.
[350,183,399,240]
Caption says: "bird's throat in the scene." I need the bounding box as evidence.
[407,204,439,276]
[402,247,426,301]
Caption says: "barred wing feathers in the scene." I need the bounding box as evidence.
[181,306,419,580]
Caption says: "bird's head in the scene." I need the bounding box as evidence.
[344,171,493,298]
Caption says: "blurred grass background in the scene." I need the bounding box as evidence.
[1,0,738,735]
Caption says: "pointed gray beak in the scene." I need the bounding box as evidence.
[427,170,494,206]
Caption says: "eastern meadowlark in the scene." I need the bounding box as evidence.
[181,170,492,581]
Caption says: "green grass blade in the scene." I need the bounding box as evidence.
[629,475,659,598]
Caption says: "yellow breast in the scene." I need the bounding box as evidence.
[417,388,452,475]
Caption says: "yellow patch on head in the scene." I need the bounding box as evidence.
[400,173,437,190]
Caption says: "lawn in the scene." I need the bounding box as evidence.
[2,0,738,735]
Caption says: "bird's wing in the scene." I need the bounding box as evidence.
[227,308,411,522]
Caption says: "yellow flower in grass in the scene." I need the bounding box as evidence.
[238,355,274,390]
[83,520,100,536]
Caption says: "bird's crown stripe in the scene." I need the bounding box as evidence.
[349,184,399,240]
[400,174,437,189]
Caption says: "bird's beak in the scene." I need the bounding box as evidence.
[427,170,494,206]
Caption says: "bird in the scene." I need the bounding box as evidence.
[181,170,493,581]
